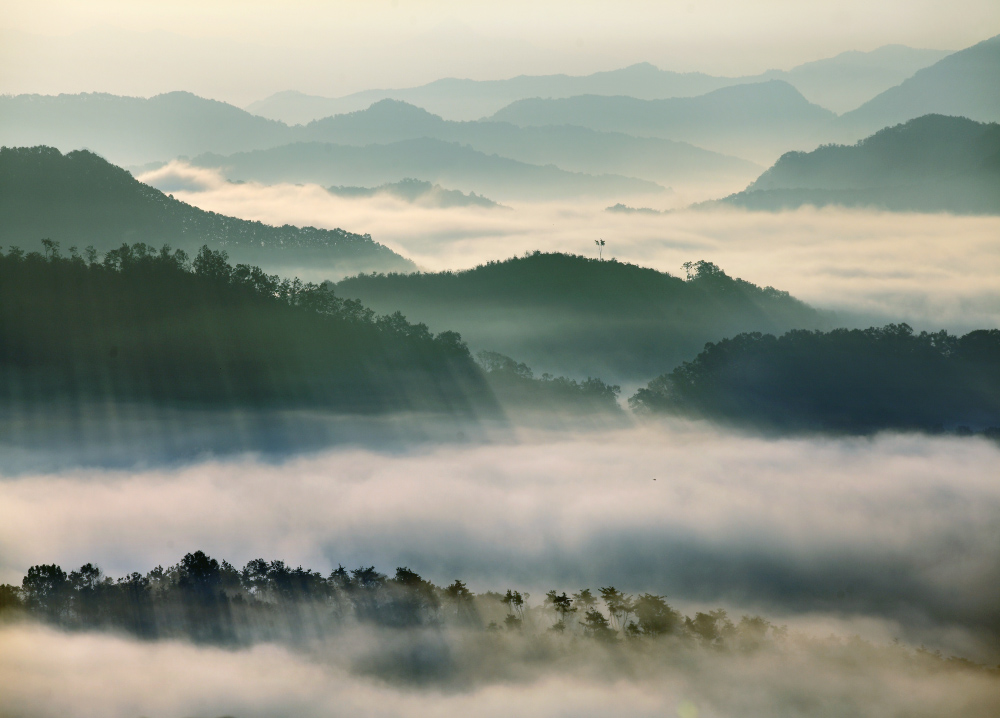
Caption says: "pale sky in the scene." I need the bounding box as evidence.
[2,0,998,105]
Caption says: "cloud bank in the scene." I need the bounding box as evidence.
[141,169,1000,331]
[2,422,998,660]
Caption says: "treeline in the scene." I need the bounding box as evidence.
[0,241,628,418]
[477,350,622,413]
[0,551,781,650]
[0,241,487,412]
[336,254,827,381]
[630,324,1000,433]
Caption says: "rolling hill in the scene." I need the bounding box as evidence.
[335,253,828,382]
[717,115,1000,214]
[0,146,414,276]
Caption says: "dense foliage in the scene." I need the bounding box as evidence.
[0,145,414,272]
[476,350,622,413]
[630,324,1000,433]
[337,254,826,381]
[0,241,486,412]
[0,551,781,649]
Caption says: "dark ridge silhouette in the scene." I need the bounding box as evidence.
[190,139,664,201]
[247,46,947,123]
[838,35,1000,138]
[0,242,484,414]
[0,91,289,165]
[716,115,1000,214]
[327,178,505,209]
[0,146,414,274]
[488,81,836,162]
[336,255,828,382]
[630,324,1000,434]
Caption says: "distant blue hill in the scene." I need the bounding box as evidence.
[0,146,414,275]
[715,115,1000,214]
[488,81,836,163]
[246,45,947,123]
[837,35,1000,139]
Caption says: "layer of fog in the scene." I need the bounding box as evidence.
[2,620,998,718]
[2,422,998,661]
[140,163,1000,332]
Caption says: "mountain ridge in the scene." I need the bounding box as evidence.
[0,145,414,276]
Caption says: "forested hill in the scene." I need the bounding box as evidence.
[0,242,481,413]
[336,254,828,381]
[0,146,414,275]
[717,115,1000,214]
[630,324,1000,434]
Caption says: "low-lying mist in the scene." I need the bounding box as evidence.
[140,162,1000,333]
[2,422,998,661]
[1,617,997,718]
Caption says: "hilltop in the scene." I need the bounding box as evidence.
[0,146,414,276]
[717,115,1000,214]
[838,35,1000,139]
[336,253,827,381]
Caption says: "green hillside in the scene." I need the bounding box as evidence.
[0,146,414,275]
[336,253,828,382]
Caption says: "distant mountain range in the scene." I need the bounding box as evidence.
[0,146,414,275]
[297,100,759,187]
[0,91,757,189]
[189,139,665,201]
[0,92,287,166]
[488,81,836,163]
[717,115,1000,214]
[246,45,948,123]
[335,254,828,382]
[2,36,996,201]
[837,35,1000,140]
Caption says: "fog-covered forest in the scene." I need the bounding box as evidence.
[3,7,1000,718]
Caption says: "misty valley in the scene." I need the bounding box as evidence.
[1,15,1000,718]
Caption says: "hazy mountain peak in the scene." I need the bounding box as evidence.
[838,34,1000,136]
[719,113,1000,214]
